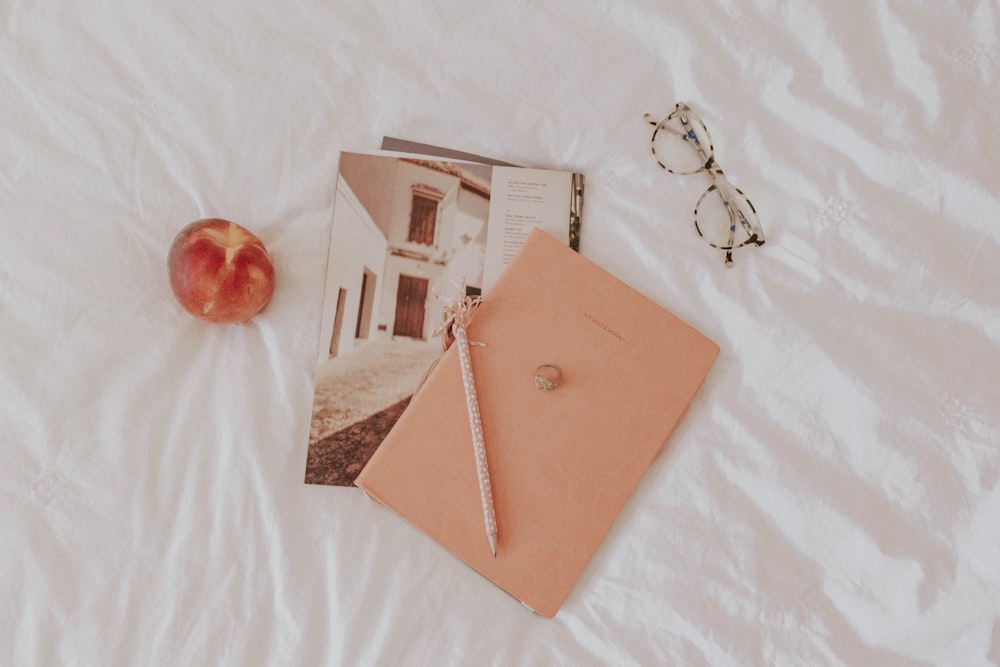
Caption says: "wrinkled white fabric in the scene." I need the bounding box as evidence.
[2,1,998,665]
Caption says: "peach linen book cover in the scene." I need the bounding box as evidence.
[354,229,719,617]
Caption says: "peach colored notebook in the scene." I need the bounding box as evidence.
[355,229,719,617]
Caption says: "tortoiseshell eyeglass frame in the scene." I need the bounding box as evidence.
[645,102,764,266]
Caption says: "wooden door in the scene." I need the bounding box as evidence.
[393,274,428,338]
[329,288,347,357]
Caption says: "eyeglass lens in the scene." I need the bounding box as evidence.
[650,108,714,174]
[694,183,761,255]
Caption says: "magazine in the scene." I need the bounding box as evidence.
[304,146,584,486]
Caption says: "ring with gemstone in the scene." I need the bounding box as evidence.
[534,364,562,391]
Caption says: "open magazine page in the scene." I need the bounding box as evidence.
[484,167,572,291]
[305,149,583,486]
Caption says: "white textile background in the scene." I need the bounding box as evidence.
[2,2,998,665]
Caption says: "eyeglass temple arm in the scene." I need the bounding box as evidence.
[710,170,764,241]
[710,174,765,267]
[676,113,715,170]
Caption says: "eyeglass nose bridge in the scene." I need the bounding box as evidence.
[704,162,729,187]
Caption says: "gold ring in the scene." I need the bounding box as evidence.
[534,364,562,391]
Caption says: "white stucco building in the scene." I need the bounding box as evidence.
[318,154,491,360]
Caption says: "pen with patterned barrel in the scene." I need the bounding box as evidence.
[454,321,498,557]
[436,286,498,557]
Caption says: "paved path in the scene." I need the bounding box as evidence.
[305,336,442,486]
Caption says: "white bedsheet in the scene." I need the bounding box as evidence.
[3,2,998,665]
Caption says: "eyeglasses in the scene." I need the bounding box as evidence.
[644,102,764,266]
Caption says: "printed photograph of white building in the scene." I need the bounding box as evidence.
[306,153,493,486]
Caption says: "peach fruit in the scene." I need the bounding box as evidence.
[167,218,275,323]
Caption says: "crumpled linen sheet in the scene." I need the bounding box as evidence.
[2,2,997,665]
